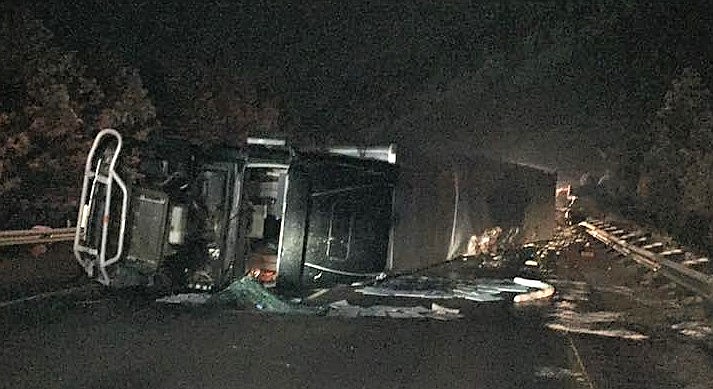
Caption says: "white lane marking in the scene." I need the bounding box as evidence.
[0,285,93,309]
[566,335,597,389]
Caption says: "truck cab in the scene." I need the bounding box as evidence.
[74,130,397,294]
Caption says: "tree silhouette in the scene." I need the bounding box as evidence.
[0,6,157,227]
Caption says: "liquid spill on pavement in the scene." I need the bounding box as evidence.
[546,281,649,341]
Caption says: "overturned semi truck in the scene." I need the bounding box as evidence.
[74,129,555,294]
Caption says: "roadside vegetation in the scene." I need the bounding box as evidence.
[592,69,713,254]
[1,1,712,243]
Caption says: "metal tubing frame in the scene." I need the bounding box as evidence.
[73,129,129,285]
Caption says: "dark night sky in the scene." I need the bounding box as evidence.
[21,0,713,180]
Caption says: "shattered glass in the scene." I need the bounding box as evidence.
[208,276,322,314]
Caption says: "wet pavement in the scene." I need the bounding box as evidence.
[2,229,713,388]
[1,292,587,388]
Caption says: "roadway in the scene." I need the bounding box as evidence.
[1,228,713,388]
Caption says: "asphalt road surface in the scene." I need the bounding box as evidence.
[2,230,713,388]
[1,292,586,388]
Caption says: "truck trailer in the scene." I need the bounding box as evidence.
[74,129,555,294]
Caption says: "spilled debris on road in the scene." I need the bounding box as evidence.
[156,293,211,305]
[209,276,323,314]
[157,276,321,314]
[327,300,463,320]
[155,270,554,319]
[464,226,522,257]
[543,232,651,341]
[355,275,554,303]
[155,277,464,320]
[154,242,556,319]
[546,299,649,341]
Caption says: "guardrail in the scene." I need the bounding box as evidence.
[580,220,713,301]
[0,227,76,247]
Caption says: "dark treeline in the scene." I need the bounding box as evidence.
[1,1,712,243]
